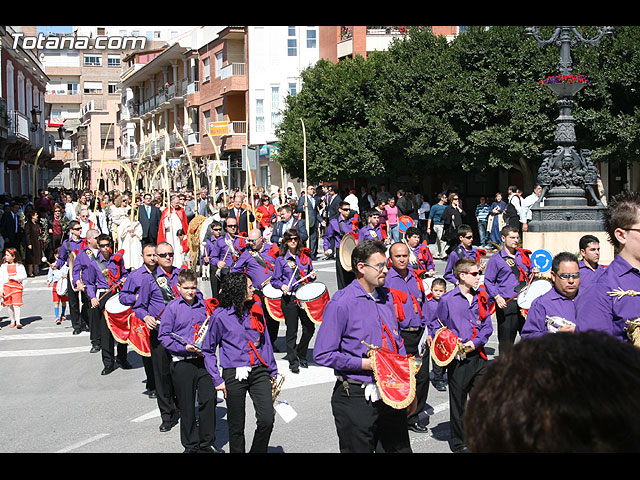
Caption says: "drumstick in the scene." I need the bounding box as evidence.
[290,270,315,289]
[287,264,299,290]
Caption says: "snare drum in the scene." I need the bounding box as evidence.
[104,295,151,357]
[516,279,553,310]
[295,282,330,324]
[262,283,285,322]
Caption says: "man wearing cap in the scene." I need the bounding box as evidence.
[314,239,413,453]
[435,257,493,453]
[521,252,580,339]
[384,242,430,434]
[576,192,640,342]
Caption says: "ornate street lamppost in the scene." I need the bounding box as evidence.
[526,26,613,233]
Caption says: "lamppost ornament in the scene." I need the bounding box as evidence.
[526,26,613,233]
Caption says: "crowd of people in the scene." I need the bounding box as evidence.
[1,182,638,454]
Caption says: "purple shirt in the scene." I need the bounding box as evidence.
[158,291,209,358]
[578,260,605,289]
[202,304,278,387]
[359,224,384,242]
[211,234,245,267]
[132,266,182,322]
[231,242,278,290]
[74,249,126,298]
[423,297,443,337]
[576,255,640,342]
[435,286,493,350]
[323,216,356,251]
[314,279,407,384]
[444,245,478,284]
[521,287,579,339]
[201,237,217,265]
[271,251,314,293]
[56,236,84,269]
[384,266,425,330]
[118,264,150,306]
[484,247,533,300]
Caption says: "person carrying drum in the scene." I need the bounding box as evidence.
[521,252,580,339]
[483,225,538,354]
[231,228,281,351]
[323,201,358,289]
[271,228,316,374]
[205,217,246,292]
[385,242,431,434]
[82,234,132,375]
[132,241,182,433]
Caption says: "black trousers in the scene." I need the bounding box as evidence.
[170,357,217,452]
[67,278,89,333]
[90,289,127,368]
[335,249,355,290]
[400,328,430,425]
[446,352,486,451]
[222,365,274,453]
[149,327,179,423]
[331,380,412,453]
[85,291,101,348]
[281,294,315,367]
[209,273,220,300]
[495,299,525,355]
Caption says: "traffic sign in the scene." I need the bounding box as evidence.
[531,249,553,273]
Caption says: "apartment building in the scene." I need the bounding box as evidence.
[0,25,57,196]
[41,25,196,191]
[119,26,319,197]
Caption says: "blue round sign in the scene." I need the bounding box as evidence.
[531,249,553,273]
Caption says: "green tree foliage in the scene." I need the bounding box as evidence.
[275,26,636,189]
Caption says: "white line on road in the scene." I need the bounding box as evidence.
[0,332,87,341]
[55,433,110,453]
[0,346,89,357]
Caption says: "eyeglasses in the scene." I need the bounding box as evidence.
[463,235,473,239]
[557,273,580,280]
[212,228,222,231]
[227,224,237,228]
[71,227,82,231]
[157,252,174,258]
[287,238,299,242]
[98,243,110,248]
[624,228,640,233]
[361,262,387,272]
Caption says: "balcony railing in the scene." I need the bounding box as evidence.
[220,63,246,80]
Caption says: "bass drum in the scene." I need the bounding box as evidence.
[295,282,330,325]
[262,283,285,323]
[517,279,553,310]
[104,294,151,357]
[339,232,358,272]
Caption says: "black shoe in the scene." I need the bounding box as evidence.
[72,329,82,335]
[299,359,308,368]
[454,445,470,453]
[90,345,100,353]
[101,365,115,375]
[289,364,300,374]
[118,360,133,369]
[408,422,430,434]
[434,380,447,392]
[147,390,158,399]
[160,417,179,432]
[199,445,224,453]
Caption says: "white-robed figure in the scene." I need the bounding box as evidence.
[117,216,143,270]
[157,195,189,268]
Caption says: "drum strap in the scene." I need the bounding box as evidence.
[151,270,176,304]
[87,249,110,280]
[224,235,238,261]
[287,259,301,282]
[504,256,528,292]
[250,250,268,269]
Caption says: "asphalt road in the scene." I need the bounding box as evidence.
[0,246,502,454]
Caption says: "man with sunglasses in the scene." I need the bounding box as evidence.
[201,220,224,298]
[132,241,182,432]
[521,252,580,339]
[435,257,493,453]
[443,224,481,285]
[314,239,412,453]
[323,201,358,289]
[52,220,87,335]
[484,225,538,354]
[82,234,132,375]
[207,218,246,288]
[576,191,640,342]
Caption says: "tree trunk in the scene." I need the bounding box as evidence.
[516,156,536,194]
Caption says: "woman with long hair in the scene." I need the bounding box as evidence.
[24,210,43,277]
[202,272,278,453]
[0,248,27,328]
[271,228,317,373]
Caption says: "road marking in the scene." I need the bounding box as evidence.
[131,409,160,423]
[0,346,89,357]
[0,332,86,341]
[55,433,110,453]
